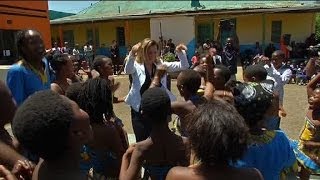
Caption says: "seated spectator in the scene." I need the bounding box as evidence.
[12,90,93,180]
[296,62,308,86]
[166,100,263,180]
[190,51,200,68]
[286,60,297,84]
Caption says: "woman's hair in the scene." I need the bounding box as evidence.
[136,38,160,64]
[75,78,113,124]
[50,53,71,73]
[92,55,112,74]
[187,100,248,166]
[65,82,84,102]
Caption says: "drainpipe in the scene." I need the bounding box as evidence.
[92,20,96,54]
[125,20,130,45]
[311,13,315,34]
[262,14,266,50]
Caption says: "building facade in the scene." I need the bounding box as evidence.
[50,1,320,60]
[0,1,51,65]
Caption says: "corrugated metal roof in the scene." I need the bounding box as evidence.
[50,1,320,24]
[49,10,75,20]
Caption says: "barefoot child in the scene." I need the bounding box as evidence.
[291,73,320,179]
[171,69,211,136]
[120,87,189,180]
[153,56,214,137]
[12,90,93,180]
[68,78,127,178]
[166,100,263,180]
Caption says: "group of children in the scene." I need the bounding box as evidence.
[2,36,320,180]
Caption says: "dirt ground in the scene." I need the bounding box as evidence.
[113,72,308,140]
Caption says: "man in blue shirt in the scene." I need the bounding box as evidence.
[7,29,51,106]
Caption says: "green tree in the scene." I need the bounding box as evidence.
[316,13,320,42]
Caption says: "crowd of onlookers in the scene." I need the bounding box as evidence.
[3,29,320,180]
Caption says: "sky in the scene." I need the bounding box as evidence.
[48,1,98,13]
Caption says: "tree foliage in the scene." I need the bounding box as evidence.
[316,13,320,41]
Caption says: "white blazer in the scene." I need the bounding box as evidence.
[124,50,189,112]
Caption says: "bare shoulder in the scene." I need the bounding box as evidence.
[236,168,263,180]
[166,166,194,180]
[50,83,63,94]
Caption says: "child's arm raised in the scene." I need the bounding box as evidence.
[0,140,26,169]
[119,145,144,180]
[307,73,320,97]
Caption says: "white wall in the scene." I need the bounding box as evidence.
[0,66,10,83]
[150,16,195,59]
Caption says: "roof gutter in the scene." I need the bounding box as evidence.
[50,6,320,25]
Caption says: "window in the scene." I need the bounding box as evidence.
[197,23,213,44]
[63,30,74,46]
[271,21,282,43]
[87,29,100,47]
[87,29,93,44]
[219,18,236,47]
[0,30,18,65]
[95,28,100,48]
[116,27,125,46]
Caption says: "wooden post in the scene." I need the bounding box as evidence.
[92,21,96,48]
[262,14,266,50]
[125,20,130,45]
[58,25,63,47]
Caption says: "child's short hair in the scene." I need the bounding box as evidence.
[50,53,71,73]
[93,55,112,73]
[65,82,84,102]
[244,64,268,81]
[215,65,231,83]
[233,82,273,128]
[75,78,113,124]
[178,69,201,94]
[12,90,74,160]
[140,87,171,123]
[187,100,248,165]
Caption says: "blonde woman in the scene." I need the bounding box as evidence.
[124,38,189,142]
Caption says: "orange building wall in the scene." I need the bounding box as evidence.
[0,1,51,48]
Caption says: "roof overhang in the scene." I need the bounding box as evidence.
[50,6,320,25]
